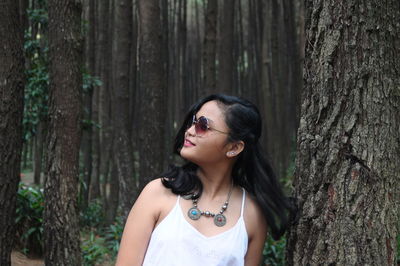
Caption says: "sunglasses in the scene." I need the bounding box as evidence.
[190,115,229,136]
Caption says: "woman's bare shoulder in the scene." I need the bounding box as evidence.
[243,192,268,238]
[139,178,176,202]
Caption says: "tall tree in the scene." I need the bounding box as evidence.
[202,0,218,95]
[260,0,301,178]
[44,0,83,264]
[112,0,136,221]
[95,0,112,203]
[81,0,96,209]
[217,0,235,94]
[138,0,166,189]
[286,0,400,265]
[0,0,25,264]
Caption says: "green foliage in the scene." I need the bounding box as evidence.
[23,5,49,141]
[27,1,48,27]
[104,216,124,258]
[82,70,102,94]
[80,199,104,228]
[15,183,44,256]
[263,235,286,266]
[81,231,109,266]
[79,199,122,262]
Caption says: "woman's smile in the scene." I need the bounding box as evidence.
[184,138,196,147]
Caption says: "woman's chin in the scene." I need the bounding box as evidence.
[180,148,192,160]
[180,149,199,164]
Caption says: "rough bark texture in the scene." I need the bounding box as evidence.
[286,0,400,265]
[113,0,136,221]
[0,0,25,264]
[202,0,218,95]
[138,0,166,189]
[44,0,83,264]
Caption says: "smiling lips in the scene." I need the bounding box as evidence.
[184,139,195,147]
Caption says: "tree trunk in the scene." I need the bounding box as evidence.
[286,0,400,265]
[202,0,218,96]
[81,0,95,208]
[259,0,300,178]
[138,0,167,189]
[105,160,119,225]
[0,1,25,264]
[44,0,83,264]
[95,0,112,202]
[18,0,29,31]
[112,0,136,221]
[33,121,44,185]
[217,0,234,94]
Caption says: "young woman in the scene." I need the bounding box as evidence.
[116,94,294,266]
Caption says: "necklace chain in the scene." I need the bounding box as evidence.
[187,183,233,227]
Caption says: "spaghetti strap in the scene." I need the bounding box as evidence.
[240,188,246,217]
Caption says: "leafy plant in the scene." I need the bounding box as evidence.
[15,183,44,256]
[23,5,49,142]
[104,216,124,258]
[263,235,286,266]
[80,199,104,228]
[81,231,109,266]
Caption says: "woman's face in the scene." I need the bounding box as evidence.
[180,100,231,165]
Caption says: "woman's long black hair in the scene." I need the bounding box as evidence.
[161,94,296,240]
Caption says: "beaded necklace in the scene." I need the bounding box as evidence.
[187,184,233,227]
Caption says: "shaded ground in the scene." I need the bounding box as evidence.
[11,251,44,266]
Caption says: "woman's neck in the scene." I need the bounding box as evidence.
[196,163,233,200]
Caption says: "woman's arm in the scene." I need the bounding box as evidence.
[244,197,268,266]
[115,179,163,266]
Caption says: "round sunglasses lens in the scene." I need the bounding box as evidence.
[195,117,208,135]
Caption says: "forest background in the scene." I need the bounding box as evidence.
[0,0,399,265]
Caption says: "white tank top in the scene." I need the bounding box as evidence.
[142,189,248,266]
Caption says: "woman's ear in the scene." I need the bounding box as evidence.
[226,141,245,157]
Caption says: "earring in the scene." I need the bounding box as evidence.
[227,151,235,156]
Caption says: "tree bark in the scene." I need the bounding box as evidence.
[96,0,112,202]
[44,0,83,264]
[81,0,95,208]
[217,0,235,94]
[138,0,167,189]
[18,0,28,31]
[286,0,400,265]
[259,0,300,178]
[112,0,136,221]
[202,0,218,96]
[105,160,119,225]
[0,0,25,264]
[33,121,44,185]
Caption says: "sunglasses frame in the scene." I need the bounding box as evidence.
[191,115,229,136]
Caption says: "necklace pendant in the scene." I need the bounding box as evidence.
[188,207,201,220]
[214,214,227,227]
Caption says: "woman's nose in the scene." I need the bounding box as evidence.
[186,123,196,136]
